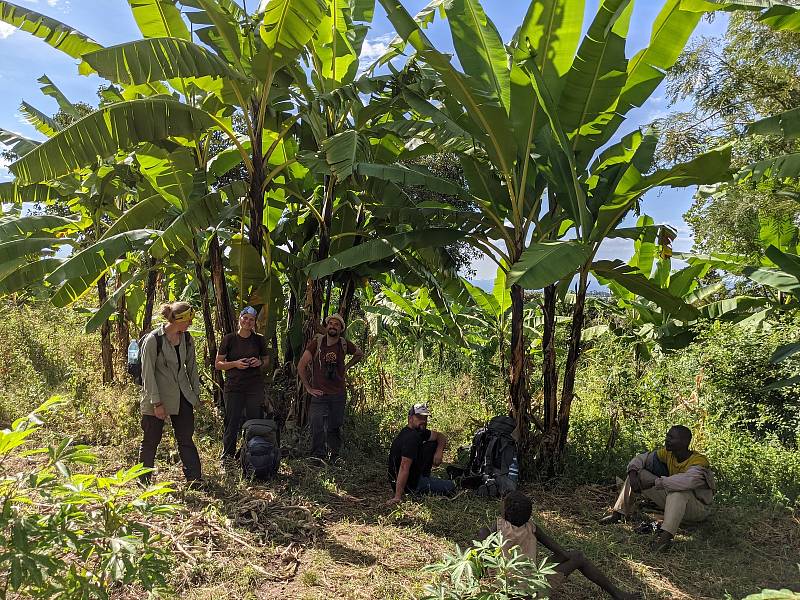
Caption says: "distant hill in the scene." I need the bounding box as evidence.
[467,277,612,293]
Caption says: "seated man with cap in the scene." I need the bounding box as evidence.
[386,403,455,506]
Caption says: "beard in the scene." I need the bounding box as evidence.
[327,328,340,337]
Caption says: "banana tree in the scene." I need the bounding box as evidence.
[376,0,740,467]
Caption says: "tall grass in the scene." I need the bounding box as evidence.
[2,300,798,507]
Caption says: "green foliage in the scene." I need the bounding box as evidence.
[698,321,800,444]
[419,532,555,600]
[570,326,800,506]
[0,301,139,446]
[0,396,175,598]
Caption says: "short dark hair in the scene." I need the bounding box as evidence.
[671,425,693,443]
[501,491,532,527]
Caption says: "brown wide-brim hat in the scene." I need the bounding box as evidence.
[325,313,346,329]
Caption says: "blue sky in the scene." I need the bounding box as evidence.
[0,0,728,282]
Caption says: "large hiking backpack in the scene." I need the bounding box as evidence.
[240,419,280,481]
[465,415,519,497]
[127,331,191,385]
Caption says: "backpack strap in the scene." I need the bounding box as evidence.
[314,333,325,366]
[314,333,347,366]
[495,438,515,477]
[483,436,499,476]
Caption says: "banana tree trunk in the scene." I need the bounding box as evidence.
[555,269,589,458]
[209,233,235,335]
[193,256,223,408]
[248,101,265,254]
[337,206,364,323]
[338,277,356,323]
[323,277,332,320]
[115,290,129,380]
[98,275,114,384]
[509,283,531,463]
[142,258,157,334]
[542,284,558,431]
[285,288,299,365]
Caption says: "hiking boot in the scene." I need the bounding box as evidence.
[599,511,624,525]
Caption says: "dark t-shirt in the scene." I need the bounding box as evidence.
[388,427,432,492]
[304,336,357,396]
[219,332,267,391]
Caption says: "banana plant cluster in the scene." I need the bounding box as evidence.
[369,0,774,465]
[592,215,769,363]
[0,0,790,463]
[0,0,487,410]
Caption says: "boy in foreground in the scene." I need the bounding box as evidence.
[478,491,641,600]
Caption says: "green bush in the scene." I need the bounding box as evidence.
[697,321,800,445]
[0,396,175,598]
[569,328,800,506]
[420,532,555,600]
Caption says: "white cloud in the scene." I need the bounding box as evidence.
[358,33,395,73]
[361,33,394,62]
[0,22,16,39]
[48,0,60,5]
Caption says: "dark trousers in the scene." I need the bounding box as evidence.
[389,441,455,496]
[222,387,264,458]
[309,393,345,458]
[139,397,201,481]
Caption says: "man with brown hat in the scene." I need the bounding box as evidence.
[298,313,363,463]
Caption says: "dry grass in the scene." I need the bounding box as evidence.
[93,437,800,600]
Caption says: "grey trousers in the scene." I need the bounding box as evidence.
[309,393,345,458]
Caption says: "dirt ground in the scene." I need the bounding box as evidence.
[111,444,800,600]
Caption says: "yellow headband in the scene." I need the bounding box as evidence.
[173,309,194,323]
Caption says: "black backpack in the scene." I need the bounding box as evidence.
[240,419,280,481]
[465,416,519,496]
[128,331,191,385]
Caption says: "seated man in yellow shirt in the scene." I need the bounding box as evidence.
[599,425,715,552]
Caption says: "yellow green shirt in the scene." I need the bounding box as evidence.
[656,448,709,475]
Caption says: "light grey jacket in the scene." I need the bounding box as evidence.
[628,450,716,506]
[140,324,200,416]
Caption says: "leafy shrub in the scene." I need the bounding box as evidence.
[0,396,175,598]
[697,321,800,445]
[569,328,800,506]
[420,531,555,600]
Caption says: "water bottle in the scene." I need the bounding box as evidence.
[508,456,520,483]
[127,339,140,364]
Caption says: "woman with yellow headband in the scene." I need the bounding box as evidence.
[138,301,202,484]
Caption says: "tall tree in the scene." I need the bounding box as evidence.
[377,0,739,470]
[656,6,800,257]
